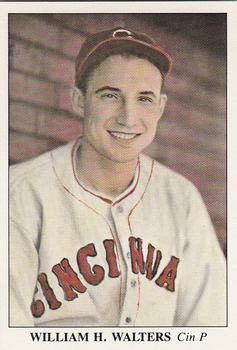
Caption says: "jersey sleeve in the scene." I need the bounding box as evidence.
[10,218,39,326]
[10,165,42,326]
[174,183,226,326]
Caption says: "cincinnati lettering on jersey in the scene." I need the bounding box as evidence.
[31,237,179,318]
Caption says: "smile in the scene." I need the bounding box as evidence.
[107,131,140,140]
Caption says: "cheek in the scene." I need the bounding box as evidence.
[83,106,102,129]
[86,104,117,125]
[142,114,160,132]
[83,113,112,136]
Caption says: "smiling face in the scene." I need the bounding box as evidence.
[73,55,167,164]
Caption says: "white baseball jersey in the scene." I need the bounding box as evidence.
[10,138,226,326]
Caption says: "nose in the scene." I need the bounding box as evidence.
[116,99,137,128]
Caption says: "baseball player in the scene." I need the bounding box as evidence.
[10,27,226,326]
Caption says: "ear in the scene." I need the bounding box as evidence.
[71,86,85,117]
[157,93,168,119]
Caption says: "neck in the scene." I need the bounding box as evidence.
[75,141,138,199]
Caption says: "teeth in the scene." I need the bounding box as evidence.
[109,131,137,140]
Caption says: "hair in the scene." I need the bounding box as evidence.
[75,51,165,95]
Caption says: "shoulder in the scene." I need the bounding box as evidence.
[141,153,196,189]
[140,153,201,203]
[10,141,75,193]
[10,151,51,188]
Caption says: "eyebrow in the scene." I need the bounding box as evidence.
[139,91,156,97]
[95,86,120,94]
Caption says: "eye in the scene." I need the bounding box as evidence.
[138,96,153,103]
[101,93,118,100]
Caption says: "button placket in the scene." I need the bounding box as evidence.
[111,204,139,326]
[130,279,136,287]
[116,205,124,214]
[118,271,139,326]
[111,205,129,244]
[125,316,132,324]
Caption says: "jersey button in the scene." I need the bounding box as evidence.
[117,205,123,213]
[125,317,132,324]
[130,279,136,287]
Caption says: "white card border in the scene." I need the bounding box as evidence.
[1,1,236,349]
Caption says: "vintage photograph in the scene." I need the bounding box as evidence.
[9,13,226,327]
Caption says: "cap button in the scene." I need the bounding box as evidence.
[112,28,133,38]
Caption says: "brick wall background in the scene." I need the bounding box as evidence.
[9,14,226,254]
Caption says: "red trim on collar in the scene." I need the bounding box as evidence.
[112,159,141,207]
[74,179,113,204]
[71,142,112,204]
[127,159,154,225]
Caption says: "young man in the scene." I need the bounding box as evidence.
[10,27,226,326]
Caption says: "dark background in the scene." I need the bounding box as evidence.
[9,13,226,254]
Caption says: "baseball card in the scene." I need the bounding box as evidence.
[0,1,236,349]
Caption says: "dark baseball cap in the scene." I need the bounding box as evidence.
[75,27,172,85]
